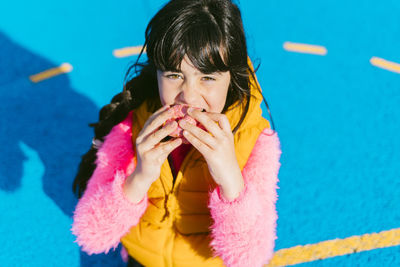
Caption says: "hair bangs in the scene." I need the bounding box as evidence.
[151,14,229,74]
[183,22,229,74]
[151,30,186,72]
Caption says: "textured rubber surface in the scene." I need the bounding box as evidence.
[0,0,399,266]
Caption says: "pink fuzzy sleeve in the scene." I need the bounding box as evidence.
[71,112,148,255]
[208,128,282,267]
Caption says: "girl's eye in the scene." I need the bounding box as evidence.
[202,76,216,81]
[166,74,182,80]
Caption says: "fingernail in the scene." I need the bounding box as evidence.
[187,107,193,114]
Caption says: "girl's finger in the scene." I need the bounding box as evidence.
[142,104,170,129]
[153,137,183,159]
[183,129,212,155]
[142,121,178,150]
[200,112,232,134]
[138,105,173,142]
[154,104,171,116]
[179,119,217,148]
[186,108,223,139]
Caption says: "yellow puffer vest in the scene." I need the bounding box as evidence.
[121,61,270,266]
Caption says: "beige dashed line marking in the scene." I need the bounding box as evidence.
[283,41,327,55]
[370,56,400,74]
[113,46,146,58]
[265,227,400,267]
[29,63,73,83]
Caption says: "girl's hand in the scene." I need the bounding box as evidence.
[131,105,183,187]
[178,108,244,200]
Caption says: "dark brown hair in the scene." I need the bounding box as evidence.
[72,0,275,199]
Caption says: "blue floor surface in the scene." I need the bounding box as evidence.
[0,0,399,266]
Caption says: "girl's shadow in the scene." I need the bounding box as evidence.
[0,32,125,266]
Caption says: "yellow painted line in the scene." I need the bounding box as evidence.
[370,56,400,74]
[266,227,400,267]
[283,41,327,55]
[113,45,146,58]
[29,63,73,83]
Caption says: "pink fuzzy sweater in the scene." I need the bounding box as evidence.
[71,111,282,267]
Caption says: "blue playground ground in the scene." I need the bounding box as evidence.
[0,0,399,266]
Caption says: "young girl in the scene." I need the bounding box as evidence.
[71,0,282,266]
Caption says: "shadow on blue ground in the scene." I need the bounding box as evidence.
[0,31,125,267]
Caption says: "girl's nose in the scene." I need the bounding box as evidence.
[179,81,199,105]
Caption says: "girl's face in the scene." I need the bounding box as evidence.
[156,55,231,113]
